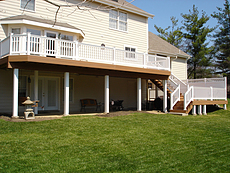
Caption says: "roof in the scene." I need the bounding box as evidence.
[0,15,85,37]
[148,32,190,58]
[95,0,154,18]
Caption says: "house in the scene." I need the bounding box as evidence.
[0,0,227,118]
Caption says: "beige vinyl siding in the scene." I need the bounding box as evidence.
[0,0,148,53]
[171,57,187,80]
[0,69,13,114]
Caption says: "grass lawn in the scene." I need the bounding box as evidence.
[0,102,230,172]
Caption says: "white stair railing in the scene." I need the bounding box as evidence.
[184,86,194,110]
[170,73,188,93]
[170,84,180,110]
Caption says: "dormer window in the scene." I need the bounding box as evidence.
[21,0,35,11]
[109,10,127,31]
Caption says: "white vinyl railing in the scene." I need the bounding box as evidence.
[0,33,171,71]
[169,75,227,111]
[193,86,226,100]
[186,78,226,89]
[184,86,193,110]
[170,73,188,93]
[170,84,180,110]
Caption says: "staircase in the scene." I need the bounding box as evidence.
[150,79,172,95]
[150,76,193,115]
[170,94,193,114]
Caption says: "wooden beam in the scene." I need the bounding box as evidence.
[3,55,170,79]
[193,100,228,105]
[8,55,171,76]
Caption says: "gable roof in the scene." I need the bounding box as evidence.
[0,15,85,37]
[148,31,190,58]
[95,0,154,18]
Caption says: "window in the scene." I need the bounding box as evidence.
[63,78,74,102]
[21,0,35,11]
[125,46,136,59]
[109,10,127,31]
[19,76,27,97]
[59,34,73,41]
[12,28,21,34]
[27,28,41,36]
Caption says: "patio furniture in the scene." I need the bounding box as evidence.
[80,99,101,112]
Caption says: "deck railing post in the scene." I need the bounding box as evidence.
[27,32,31,55]
[184,92,186,111]
[9,33,13,55]
[75,41,79,60]
[210,87,213,101]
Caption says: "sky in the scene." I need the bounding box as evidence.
[132,0,225,40]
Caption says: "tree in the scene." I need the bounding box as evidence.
[212,0,230,80]
[181,5,214,79]
[154,16,183,48]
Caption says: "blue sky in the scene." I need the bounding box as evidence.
[132,0,225,37]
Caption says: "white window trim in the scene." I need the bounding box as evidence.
[20,0,36,12]
[124,45,137,60]
[109,10,128,32]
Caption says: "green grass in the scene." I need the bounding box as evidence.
[1,107,230,172]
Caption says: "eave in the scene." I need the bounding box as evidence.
[94,0,154,18]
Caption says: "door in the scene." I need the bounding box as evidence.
[46,31,57,56]
[36,77,59,111]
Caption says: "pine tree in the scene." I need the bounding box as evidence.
[212,0,230,79]
[182,5,214,79]
[154,16,183,48]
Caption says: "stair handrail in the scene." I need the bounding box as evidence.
[184,86,194,110]
[170,73,188,93]
[170,84,180,110]
[168,78,178,93]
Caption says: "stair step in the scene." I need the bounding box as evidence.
[170,109,187,113]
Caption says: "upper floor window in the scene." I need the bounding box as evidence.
[125,46,136,59]
[59,34,73,41]
[109,10,127,31]
[12,28,21,34]
[27,28,41,36]
[21,0,35,11]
